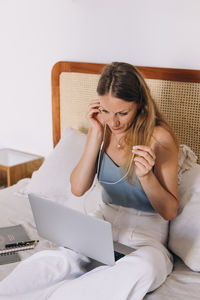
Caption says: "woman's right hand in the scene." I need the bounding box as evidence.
[87,100,105,134]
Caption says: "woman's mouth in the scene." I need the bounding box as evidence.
[111,127,121,131]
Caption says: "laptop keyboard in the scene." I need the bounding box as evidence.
[114,251,125,261]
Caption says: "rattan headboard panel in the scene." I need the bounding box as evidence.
[52,62,200,163]
[145,79,200,161]
[60,72,100,134]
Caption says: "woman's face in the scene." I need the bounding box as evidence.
[100,94,138,135]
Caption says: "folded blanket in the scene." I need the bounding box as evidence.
[178,144,197,184]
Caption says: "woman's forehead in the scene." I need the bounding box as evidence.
[100,95,137,112]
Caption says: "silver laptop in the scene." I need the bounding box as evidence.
[28,193,134,266]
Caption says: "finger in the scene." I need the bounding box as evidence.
[88,100,101,108]
[88,104,101,114]
[87,108,101,118]
[134,156,153,170]
[134,161,148,173]
[132,145,156,161]
[133,145,155,159]
[132,149,155,167]
[132,145,155,159]
[88,105,102,114]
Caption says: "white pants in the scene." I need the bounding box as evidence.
[0,201,173,300]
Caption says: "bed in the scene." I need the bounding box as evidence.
[0,61,200,299]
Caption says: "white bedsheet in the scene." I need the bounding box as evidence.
[0,180,200,299]
[145,256,200,299]
[0,179,57,281]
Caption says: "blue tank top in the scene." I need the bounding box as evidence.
[98,152,156,213]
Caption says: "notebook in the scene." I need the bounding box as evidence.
[0,225,33,265]
[29,193,135,266]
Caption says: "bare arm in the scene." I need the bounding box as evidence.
[70,128,102,196]
[70,100,104,196]
[132,127,179,220]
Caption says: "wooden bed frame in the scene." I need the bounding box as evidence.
[51,61,200,163]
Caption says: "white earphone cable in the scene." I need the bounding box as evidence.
[97,124,134,185]
[82,123,134,213]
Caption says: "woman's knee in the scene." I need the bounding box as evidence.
[126,246,173,291]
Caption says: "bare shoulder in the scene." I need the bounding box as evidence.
[151,126,178,156]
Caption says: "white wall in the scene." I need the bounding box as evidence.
[0,0,200,156]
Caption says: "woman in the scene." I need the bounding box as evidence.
[0,63,179,300]
[69,62,179,299]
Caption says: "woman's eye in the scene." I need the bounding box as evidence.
[102,109,109,114]
[119,112,128,116]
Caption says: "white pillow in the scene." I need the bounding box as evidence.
[24,127,101,214]
[168,163,200,271]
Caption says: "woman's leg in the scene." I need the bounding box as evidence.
[48,243,173,300]
[0,247,90,296]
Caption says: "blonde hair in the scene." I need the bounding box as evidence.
[97,62,178,182]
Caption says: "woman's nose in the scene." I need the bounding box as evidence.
[111,115,120,127]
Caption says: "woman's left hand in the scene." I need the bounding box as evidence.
[132,145,156,178]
